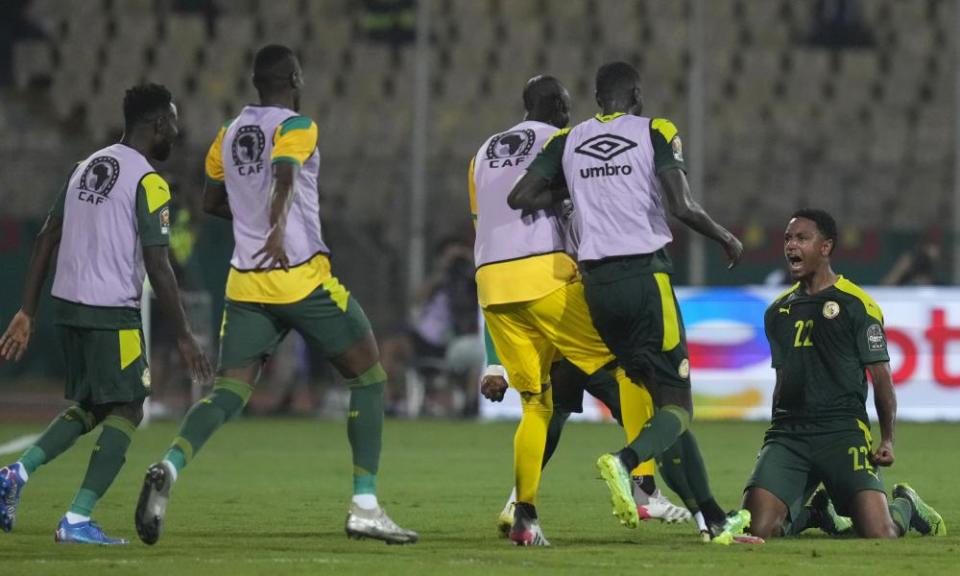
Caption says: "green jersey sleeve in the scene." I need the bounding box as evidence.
[650,118,686,174]
[527,128,569,185]
[137,173,171,247]
[764,307,784,368]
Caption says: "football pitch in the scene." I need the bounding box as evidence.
[0,419,955,575]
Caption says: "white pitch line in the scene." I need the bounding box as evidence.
[0,434,39,456]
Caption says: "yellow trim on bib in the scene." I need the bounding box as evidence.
[226,253,333,304]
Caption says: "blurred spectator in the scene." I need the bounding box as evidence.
[0,0,45,86]
[808,0,874,48]
[881,235,945,286]
[380,236,482,417]
[361,0,416,46]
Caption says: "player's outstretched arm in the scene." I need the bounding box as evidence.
[143,246,211,385]
[0,211,63,362]
[508,172,568,211]
[867,361,896,466]
[658,168,743,269]
[202,179,232,220]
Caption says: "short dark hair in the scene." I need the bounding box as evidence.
[253,44,296,90]
[123,83,172,127]
[595,61,640,100]
[792,208,838,252]
[522,75,564,112]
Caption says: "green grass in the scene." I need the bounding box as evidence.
[0,419,956,575]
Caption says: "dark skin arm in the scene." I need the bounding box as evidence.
[143,246,212,384]
[507,171,569,211]
[867,361,896,466]
[0,213,62,361]
[252,162,297,270]
[202,179,232,220]
[658,168,743,268]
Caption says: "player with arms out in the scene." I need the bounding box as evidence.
[134,45,417,545]
[0,84,210,544]
[510,62,750,543]
[739,209,946,540]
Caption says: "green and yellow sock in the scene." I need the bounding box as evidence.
[68,415,136,517]
[20,405,96,475]
[164,377,252,474]
[347,364,387,496]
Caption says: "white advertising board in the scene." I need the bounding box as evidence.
[479,286,960,422]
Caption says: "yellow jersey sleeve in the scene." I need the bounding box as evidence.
[204,125,227,183]
[468,157,477,225]
[272,116,319,166]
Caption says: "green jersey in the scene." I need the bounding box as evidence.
[764,276,889,424]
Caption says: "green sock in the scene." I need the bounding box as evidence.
[622,404,689,465]
[889,497,912,536]
[656,441,700,514]
[20,406,96,475]
[164,377,252,473]
[347,364,386,495]
[69,415,136,516]
[541,410,570,468]
[676,431,715,506]
[785,506,812,536]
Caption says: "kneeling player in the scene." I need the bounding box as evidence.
[741,209,945,540]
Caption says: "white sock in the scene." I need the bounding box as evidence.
[352,494,379,510]
[162,459,179,483]
[64,512,90,525]
[14,461,28,483]
[695,511,708,532]
[505,487,517,510]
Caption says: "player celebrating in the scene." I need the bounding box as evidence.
[740,209,946,539]
[0,84,210,544]
[471,75,683,546]
[510,62,748,543]
[134,45,417,545]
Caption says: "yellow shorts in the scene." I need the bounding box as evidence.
[483,281,614,394]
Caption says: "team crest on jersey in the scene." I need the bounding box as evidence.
[822,301,840,319]
[866,324,886,352]
[485,129,535,168]
[232,125,266,175]
[574,134,637,161]
[141,368,152,391]
[77,156,120,205]
[678,358,690,379]
[159,206,170,234]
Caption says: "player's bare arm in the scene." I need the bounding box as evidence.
[867,361,896,466]
[508,171,568,211]
[0,211,63,362]
[658,167,743,268]
[202,179,232,220]
[143,245,211,384]
[252,161,297,270]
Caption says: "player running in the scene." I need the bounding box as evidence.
[510,62,749,543]
[739,209,946,540]
[134,45,417,546]
[0,84,210,545]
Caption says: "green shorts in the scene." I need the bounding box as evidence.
[746,419,886,520]
[57,325,151,405]
[550,359,621,422]
[581,252,690,389]
[218,278,372,370]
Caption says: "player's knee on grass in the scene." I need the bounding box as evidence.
[743,488,788,539]
[850,490,900,539]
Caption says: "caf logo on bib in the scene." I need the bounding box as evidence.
[79,156,120,198]
[486,129,535,160]
[232,125,266,167]
[822,301,840,319]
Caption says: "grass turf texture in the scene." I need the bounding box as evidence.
[0,419,956,575]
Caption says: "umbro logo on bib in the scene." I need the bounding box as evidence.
[574,134,637,161]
